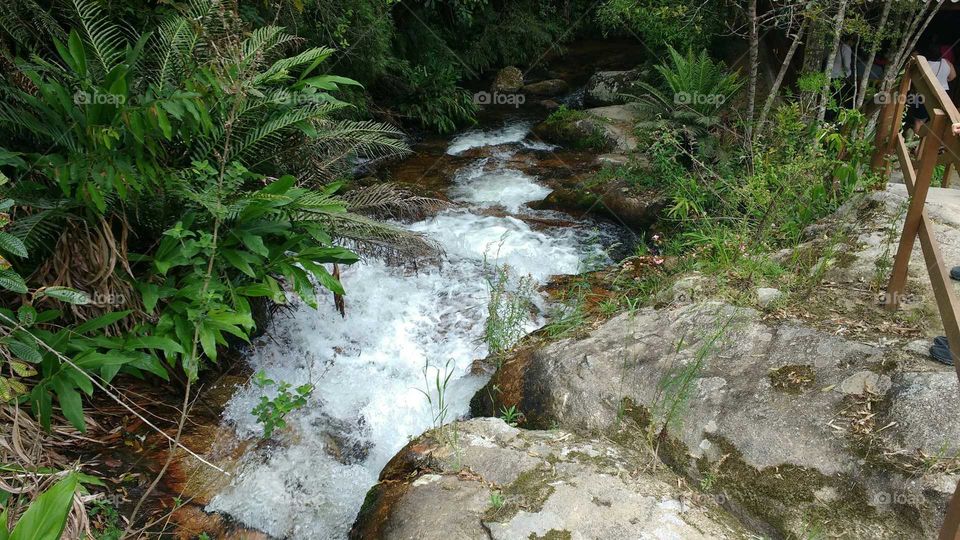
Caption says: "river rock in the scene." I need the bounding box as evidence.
[585,104,642,152]
[472,301,959,538]
[584,69,644,107]
[838,370,892,396]
[491,66,524,93]
[756,287,783,308]
[350,418,750,539]
[522,79,569,97]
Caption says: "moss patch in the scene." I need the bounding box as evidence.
[484,466,557,522]
[529,530,572,540]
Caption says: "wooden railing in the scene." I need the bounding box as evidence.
[871,55,960,540]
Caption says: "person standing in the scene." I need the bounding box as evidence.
[911,42,956,135]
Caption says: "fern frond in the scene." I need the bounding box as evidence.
[71,0,128,74]
[229,103,339,163]
[252,47,334,85]
[340,183,449,221]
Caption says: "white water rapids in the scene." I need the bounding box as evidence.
[207,122,612,539]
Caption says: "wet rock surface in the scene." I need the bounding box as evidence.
[350,418,750,539]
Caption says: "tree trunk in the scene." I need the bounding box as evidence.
[879,0,940,94]
[815,0,850,128]
[853,0,893,109]
[757,18,807,131]
[745,0,759,162]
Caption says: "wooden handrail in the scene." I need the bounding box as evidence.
[871,55,960,540]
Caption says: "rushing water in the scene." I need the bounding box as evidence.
[207,121,613,539]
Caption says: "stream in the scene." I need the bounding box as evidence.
[203,117,624,538]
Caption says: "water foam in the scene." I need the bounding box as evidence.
[208,122,606,539]
[447,159,551,213]
[446,122,534,155]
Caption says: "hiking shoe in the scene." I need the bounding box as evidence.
[931,337,955,366]
[951,266,960,281]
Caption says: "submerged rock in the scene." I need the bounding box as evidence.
[350,418,750,539]
[522,79,570,97]
[472,301,959,538]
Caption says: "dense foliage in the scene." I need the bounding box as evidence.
[0,0,411,431]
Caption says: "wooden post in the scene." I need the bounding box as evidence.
[941,481,960,540]
[885,109,947,309]
[872,98,897,172]
[882,65,916,178]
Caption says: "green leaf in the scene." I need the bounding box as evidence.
[17,305,36,326]
[72,310,131,334]
[125,336,184,355]
[67,30,87,78]
[0,269,28,294]
[198,324,217,363]
[221,249,257,278]
[51,377,85,432]
[9,360,37,378]
[240,233,270,257]
[155,106,172,140]
[65,366,94,396]
[128,354,169,381]
[9,472,78,540]
[6,340,42,364]
[41,287,90,305]
[0,508,8,540]
[0,232,27,258]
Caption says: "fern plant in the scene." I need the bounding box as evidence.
[631,47,742,138]
[0,0,422,431]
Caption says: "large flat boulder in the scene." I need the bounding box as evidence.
[350,418,751,539]
[472,302,959,538]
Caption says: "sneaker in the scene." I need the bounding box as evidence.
[931,338,955,366]
[951,266,960,281]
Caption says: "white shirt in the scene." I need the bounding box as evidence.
[929,59,951,91]
[831,43,853,79]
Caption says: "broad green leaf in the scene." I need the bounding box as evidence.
[9,361,36,378]
[221,249,257,278]
[240,233,270,257]
[51,377,85,432]
[9,472,78,540]
[0,232,27,258]
[6,341,42,364]
[128,354,169,381]
[139,282,160,313]
[198,324,217,363]
[40,287,90,305]
[0,269,27,294]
